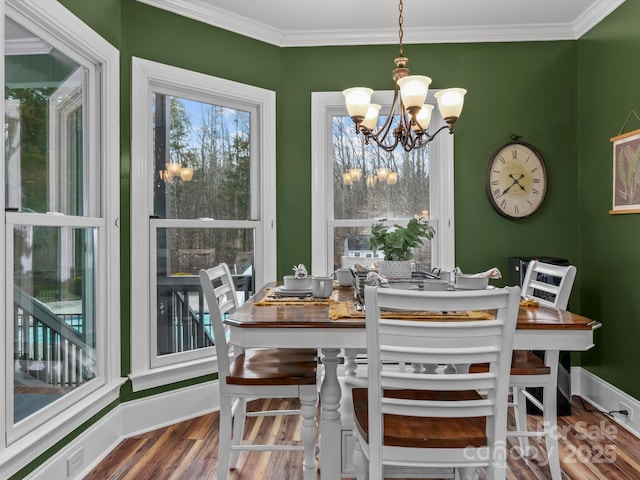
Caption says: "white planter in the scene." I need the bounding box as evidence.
[378,260,412,279]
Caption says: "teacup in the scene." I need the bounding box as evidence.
[333,268,354,287]
[312,276,333,298]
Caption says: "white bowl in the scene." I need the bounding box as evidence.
[455,274,489,290]
[423,279,450,291]
[283,275,313,290]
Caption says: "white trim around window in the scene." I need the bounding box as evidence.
[310,91,455,276]
[1,1,122,477]
[129,58,276,391]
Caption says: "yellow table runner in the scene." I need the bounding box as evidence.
[254,288,333,307]
[520,298,539,308]
[329,301,494,321]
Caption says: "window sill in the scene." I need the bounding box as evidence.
[129,357,218,392]
[1,378,126,478]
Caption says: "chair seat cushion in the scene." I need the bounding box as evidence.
[469,350,551,376]
[351,388,487,449]
[227,348,317,385]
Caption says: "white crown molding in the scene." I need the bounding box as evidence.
[138,0,626,47]
[573,0,626,38]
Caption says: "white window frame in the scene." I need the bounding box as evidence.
[129,58,276,391]
[311,91,455,276]
[1,1,121,476]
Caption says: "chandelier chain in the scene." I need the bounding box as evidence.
[398,0,404,57]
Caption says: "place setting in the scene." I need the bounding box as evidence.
[255,264,336,305]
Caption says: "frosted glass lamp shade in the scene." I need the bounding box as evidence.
[361,103,381,130]
[180,167,193,181]
[413,104,434,132]
[165,162,182,177]
[434,88,467,122]
[397,75,432,109]
[343,87,373,119]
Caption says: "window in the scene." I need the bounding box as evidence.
[130,58,276,390]
[311,91,455,275]
[2,0,120,472]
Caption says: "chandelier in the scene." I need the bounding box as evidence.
[342,0,467,153]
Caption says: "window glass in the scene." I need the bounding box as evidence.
[331,114,432,272]
[13,225,97,423]
[153,94,251,221]
[155,227,254,356]
[5,18,89,216]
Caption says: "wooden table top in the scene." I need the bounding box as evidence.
[227,284,601,332]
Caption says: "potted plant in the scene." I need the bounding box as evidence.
[369,217,435,278]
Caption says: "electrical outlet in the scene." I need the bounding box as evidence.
[619,401,634,421]
[67,447,84,477]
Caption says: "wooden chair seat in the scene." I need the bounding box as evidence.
[470,350,551,376]
[228,348,318,385]
[352,388,487,449]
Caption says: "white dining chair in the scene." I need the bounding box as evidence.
[199,264,318,480]
[351,285,520,480]
[508,260,577,480]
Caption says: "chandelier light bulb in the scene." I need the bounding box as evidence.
[342,172,353,186]
[386,171,398,185]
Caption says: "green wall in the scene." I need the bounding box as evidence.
[577,0,640,398]
[280,42,579,279]
[22,0,636,475]
[58,1,585,390]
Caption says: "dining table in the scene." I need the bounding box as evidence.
[225,283,601,480]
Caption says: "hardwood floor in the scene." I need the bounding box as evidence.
[84,396,640,480]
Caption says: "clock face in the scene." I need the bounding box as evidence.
[485,142,547,219]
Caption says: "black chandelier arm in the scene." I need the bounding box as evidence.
[408,124,451,151]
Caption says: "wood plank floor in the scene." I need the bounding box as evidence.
[84,396,640,480]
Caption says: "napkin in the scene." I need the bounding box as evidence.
[366,271,389,286]
[453,267,502,279]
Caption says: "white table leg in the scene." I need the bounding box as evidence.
[320,348,342,480]
[300,385,319,480]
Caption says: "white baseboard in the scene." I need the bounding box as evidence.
[25,381,220,480]
[23,368,640,479]
[572,366,640,438]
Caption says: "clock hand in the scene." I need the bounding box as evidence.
[512,174,527,192]
[502,174,520,195]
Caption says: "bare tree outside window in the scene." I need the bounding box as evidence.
[332,114,432,271]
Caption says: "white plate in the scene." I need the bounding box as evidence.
[453,284,496,290]
[274,286,312,296]
[388,283,420,290]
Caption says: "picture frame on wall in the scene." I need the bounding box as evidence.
[610,128,640,214]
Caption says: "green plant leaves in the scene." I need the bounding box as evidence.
[369,217,435,261]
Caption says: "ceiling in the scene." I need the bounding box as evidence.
[137,0,625,47]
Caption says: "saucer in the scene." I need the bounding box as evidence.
[274,286,312,296]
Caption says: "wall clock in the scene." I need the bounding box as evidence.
[485,140,547,219]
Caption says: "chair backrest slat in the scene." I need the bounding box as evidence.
[521,260,576,310]
[200,264,242,388]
